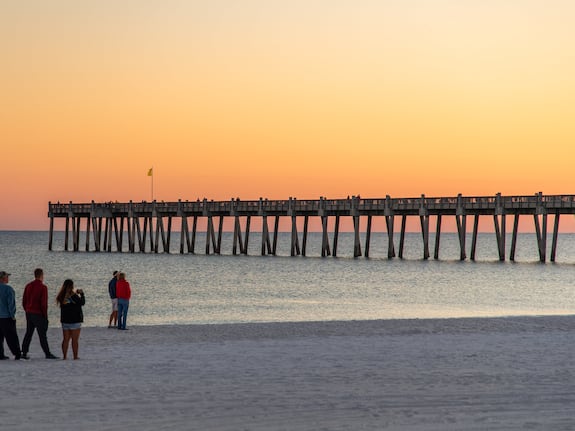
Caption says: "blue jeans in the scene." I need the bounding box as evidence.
[117,299,130,329]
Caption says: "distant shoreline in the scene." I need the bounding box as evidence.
[65,314,575,341]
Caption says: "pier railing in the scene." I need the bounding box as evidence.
[48,193,575,262]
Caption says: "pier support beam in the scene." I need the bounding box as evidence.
[364,215,372,258]
[114,217,122,252]
[179,214,198,254]
[48,217,54,251]
[551,213,560,262]
[206,216,217,255]
[233,216,242,255]
[332,216,340,257]
[494,193,506,261]
[321,215,331,257]
[420,195,430,260]
[456,214,467,260]
[108,217,115,252]
[85,217,91,252]
[129,217,136,253]
[91,217,101,252]
[272,216,279,256]
[139,217,146,252]
[302,216,309,257]
[243,216,250,254]
[216,216,224,254]
[261,216,273,256]
[534,213,548,263]
[510,214,520,261]
[71,216,79,251]
[191,216,198,254]
[456,195,466,260]
[147,217,154,253]
[290,216,301,256]
[399,215,407,259]
[385,215,395,259]
[180,216,187,254]
[353,215,362,257]
[470,214,479,261]
[165,216,173,252]
[434,215,442,260]
[75,217,81,251]
[493,214,506,261]
[154,217,162,253]
[64,216,70,251]
[420,215,430,260]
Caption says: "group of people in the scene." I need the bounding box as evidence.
[0,268,133,361]
[0,268,89,360]
[107,270,131,330]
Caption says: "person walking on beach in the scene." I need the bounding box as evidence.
[108,271,118,328]
[0,271,21,360]
[21,268,58,359]
[116,272,131,330]
[56,279,85,360]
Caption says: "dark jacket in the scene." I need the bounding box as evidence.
[60,293,85,324]
[108,278,117,299]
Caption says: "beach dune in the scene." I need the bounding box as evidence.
[2,316,575,430]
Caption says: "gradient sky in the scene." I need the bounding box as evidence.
[1,1,574,230]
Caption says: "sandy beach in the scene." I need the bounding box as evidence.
[2,316,575,430]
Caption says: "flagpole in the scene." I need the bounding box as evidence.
[148,167,154,201]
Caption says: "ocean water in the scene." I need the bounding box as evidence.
[1,230,574,328]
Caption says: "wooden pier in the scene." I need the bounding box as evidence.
[48,193,575,262]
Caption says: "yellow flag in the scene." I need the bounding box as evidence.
[147,168,153,176]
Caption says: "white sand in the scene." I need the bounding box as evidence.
[2,316,575,430]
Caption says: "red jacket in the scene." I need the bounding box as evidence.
[116,279,131,300]
[22,279,48,317]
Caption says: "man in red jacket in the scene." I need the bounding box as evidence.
[21,268,58,359]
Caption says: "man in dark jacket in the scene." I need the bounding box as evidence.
[21,268,58,359]
[108,270,118,328]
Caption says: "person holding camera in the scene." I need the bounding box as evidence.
[56,279,85,360]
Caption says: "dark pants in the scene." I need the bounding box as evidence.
[22,313,51,356]
[0,318,21,358]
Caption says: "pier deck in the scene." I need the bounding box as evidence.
[48,193,575,262]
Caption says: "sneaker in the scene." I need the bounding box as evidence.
[46,353,59,359]
[21,353,30,360]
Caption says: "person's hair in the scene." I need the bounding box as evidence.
[113,270,118,276]
[118,272,126,281]
[56,279,74,306]
[34,268,43,278]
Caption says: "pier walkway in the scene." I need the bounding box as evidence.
[48,193,575,262]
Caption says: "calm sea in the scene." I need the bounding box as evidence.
[1,231,574,328]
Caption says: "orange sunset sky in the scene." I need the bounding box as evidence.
[1,1,574,231]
